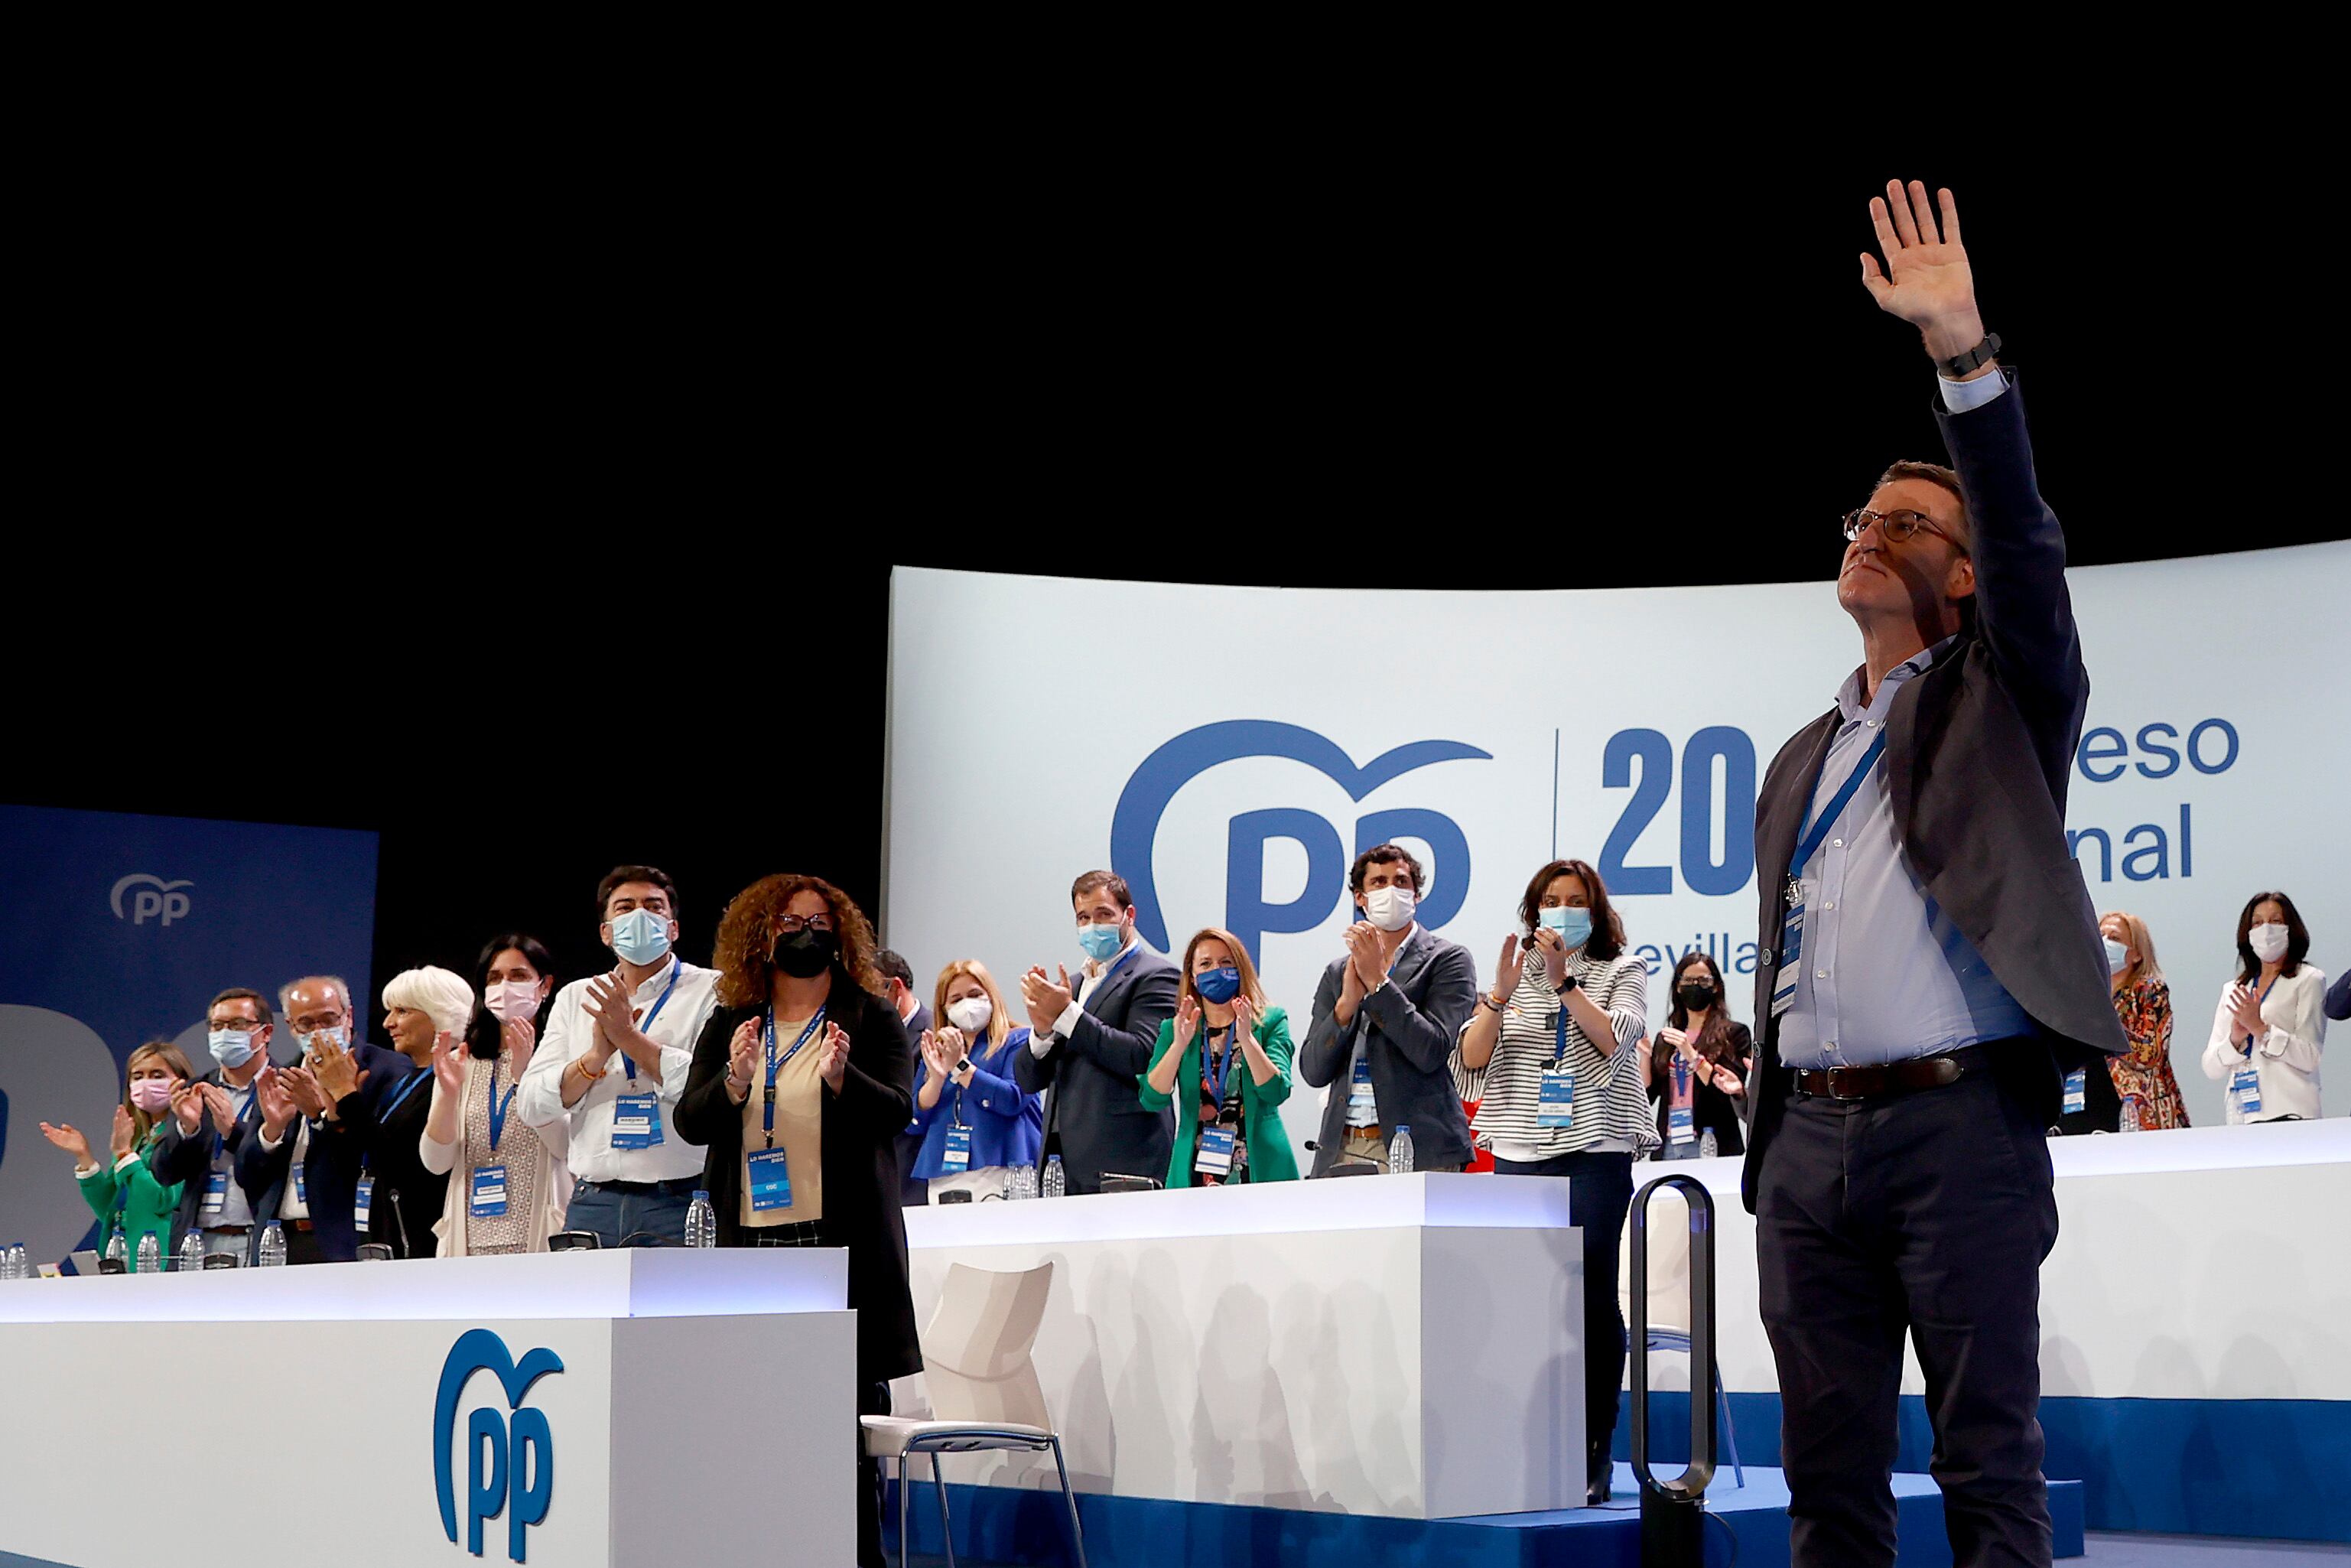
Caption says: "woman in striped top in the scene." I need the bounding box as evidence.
[1454,856,1651,1505]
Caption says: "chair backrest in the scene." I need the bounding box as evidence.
[1618,1184,1693,1336]
[920,1261,1057,1429]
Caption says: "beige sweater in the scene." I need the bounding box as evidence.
[420,1054,573,1255]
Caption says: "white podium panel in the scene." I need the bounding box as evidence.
[901,1173,1584,1520]
[0,1251,856,1568]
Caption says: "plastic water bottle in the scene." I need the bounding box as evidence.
[177,1232,206,1273]
[104,1231,128,1271]
[1699,1128,1720,1159]
[1,1243,21,1280]
[1390,1124,1414,1174]
[1008,1163,1039,1201]
[684,1191,716,1249]
[1042,1155,1065,1199]
[135,1233,161,1275]
[2120,1096,2143,1134]
[256,1222,287,1267]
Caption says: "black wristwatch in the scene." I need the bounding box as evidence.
[1936,331,2001,379]
[1556,971,1580,995]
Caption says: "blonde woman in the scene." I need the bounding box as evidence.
[906,960,1044,1201]
[40,1041,195,1267]
[2099,911,2188,1129]
[421,935,573,1254]
[1140,926,1296,1187]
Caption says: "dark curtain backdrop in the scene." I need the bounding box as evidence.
[11,137,2338,1017]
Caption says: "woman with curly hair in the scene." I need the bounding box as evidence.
[675,872,919,1568]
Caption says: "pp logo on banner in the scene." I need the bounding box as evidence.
[433,1329,562,1562]
[1110,720,1491,958]
[109,873,192,926]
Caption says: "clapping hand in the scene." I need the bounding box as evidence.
[37,1121,93,1166]
[255,1068,298,1138]
[1171,994,1202,1052]
[933,1025,968,1081]
[500,1014,540,1076]
[169,1081,206,1136]
[725,1019,762,1096]
[1020,966,1074,1035]
[584,972,638,1058]
[1493,934,1527,999]
[1230,991,1258,1042]
[277,1065,331,1120]
[918,1029,954,1082]
[109,1105,136,1160]
[1528,926,1573,987]
[2229,984,2266,1045]
[309,1039,367,1104]
[1342,923,1386,994]
[1861,180,1985,363]
[431,1032,466,1096]
[199,1082,239,1135]
[817,1022,851,1092]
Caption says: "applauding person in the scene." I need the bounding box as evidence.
[1012,870,1180,1194]
[1140,928,1297,1188]
[246,975,415,1261]
[1649,953,1754,1159]
[148,987,284,1265]
[41,1042,194,1267]
[421,935,571,1254]
[2099,912,2187,1129]
[905,961,1044,1202]
[2201,891,2328,1123]
[1299,844,1478,1174]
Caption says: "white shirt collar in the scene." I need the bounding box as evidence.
[1836,634,1956,724]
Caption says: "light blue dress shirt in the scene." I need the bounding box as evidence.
[1776,639,2034,1069]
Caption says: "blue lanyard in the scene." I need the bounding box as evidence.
[1554,1001,1569,1070]
[762,1007,826,1148]
[623,957,683,1083]
[1790,729,1891,879]
[486,1057,517,1153]
[363,1067,432,1176]
[1094,945,1138,990]
[1203,1024,1237,1108]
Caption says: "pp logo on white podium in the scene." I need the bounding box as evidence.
[433,1329,564,1561]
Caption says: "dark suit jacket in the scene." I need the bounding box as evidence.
[1012,947,1178,1193]
[2327,968,2351,1023]
[675,971,922,1386]
[1298,924,1478,1173]
[1741,377,2129,1214]
[235,1040,418,1261]
[150,1065,284,1266]
[893,1002,934,1208]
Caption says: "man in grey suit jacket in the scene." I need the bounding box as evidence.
[1745,181,2127,1568]
[1014,870,1178,1194]
[1298,844,1478,1173]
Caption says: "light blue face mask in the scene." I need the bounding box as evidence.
[609,908,673,966]
[208,1029,258,1070]
[1538,906,1593,948]
[1077,922,1125,963]
[2105,938,2130,974]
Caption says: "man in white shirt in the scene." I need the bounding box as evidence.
[515,865,720,1247]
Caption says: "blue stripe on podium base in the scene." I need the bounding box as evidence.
[882,1464,2086,1568]
[1610,1392,2349,1544]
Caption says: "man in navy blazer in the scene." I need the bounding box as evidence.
[236,975,415,1262]
[1743,183,2128,1568]
[1013,870,1178,1194]
[149,987,288,1267]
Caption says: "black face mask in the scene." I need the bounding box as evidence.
[1675,982,1715,1011]
[772,928,838,979]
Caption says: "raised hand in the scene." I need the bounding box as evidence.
[725,1019,762,1094]
[310,1040,362,1102]
[199,1083,239,1134]
[1343,923,1387,993]
[1172,994,1202,1052]
[584,973,638,1050]
[1860,180,1985,361]
[255,1069,297,1138]
[110,1105,136,1160]
[1230,991,1258,1042]
[431,1032,466,1096]
[2229,984,2266,1043]
[500,1014,539,1077]
[1529,926,1574,987]
[170,1082,206,1137]
[817,1022,851,1092]
[38,1121,93,1165]
[917,1029,949,1081]
[1494,933,1527,998]
[1020,966,1073,1035]
[278,1065,331,1119]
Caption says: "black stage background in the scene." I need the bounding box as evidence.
[13,135,2340,1011]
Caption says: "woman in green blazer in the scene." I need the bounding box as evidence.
[1139,926,1299,1187]
[40,1039,193,1267]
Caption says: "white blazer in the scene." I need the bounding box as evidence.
[2200,966,2328,1123]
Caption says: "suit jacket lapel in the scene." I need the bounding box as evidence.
[1384,926,1434,997]
[1758,708,1839,896]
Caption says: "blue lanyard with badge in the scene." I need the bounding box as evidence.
[202,1085,257,1214]
[1195,1027,1244,1177]
[1667,1055,1696,1143]
[1772,728,1891,1019]
[1537,995,1577,1128]
[941,1060,975,1176]
[2231,976,2278,1115]
[747,1007,824,1211]
[608,961,680,1149]
[354,1067,431,1229]
[616,956,682,1085]
[470,1058,521,1221]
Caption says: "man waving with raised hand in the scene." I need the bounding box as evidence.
[1742,181,2127,1568]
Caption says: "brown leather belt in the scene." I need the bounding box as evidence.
[1791,1045,1992,1101]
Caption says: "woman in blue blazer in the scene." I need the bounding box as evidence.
[906,960,1044,1200]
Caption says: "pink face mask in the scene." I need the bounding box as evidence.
[128,1078,174,1113]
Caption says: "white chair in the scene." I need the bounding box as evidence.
[1618,1192,1745,1487]
[862,1261,1086,1568]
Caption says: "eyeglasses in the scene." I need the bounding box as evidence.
[1842,508,1964,549]
[776,915,835,935]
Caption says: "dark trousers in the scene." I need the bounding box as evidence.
[859,1378,890,1568]
[566,1179,696,1248]
[1493,1148,1635,1485]
[1757,1069,2059,1568]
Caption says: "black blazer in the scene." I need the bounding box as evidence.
[356,1060,447,1261]
[1298,924,1479,1173]
[675,971,921,1387]
[235,1040,421,1261]
[1011,948,1179,1195]
[1648,1022,1754,1157]
[1741,378,2129,1213]
[149,1065,285,1266]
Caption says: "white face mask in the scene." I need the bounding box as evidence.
[2248,922,2291,964]
[485,981,542,1023]
[1361,885,1416,932]
[946,997,993,1035]
[298,1023,349,1055]
[2103,939,2131,974]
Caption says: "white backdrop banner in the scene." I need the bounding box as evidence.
[883,543,2349,1152]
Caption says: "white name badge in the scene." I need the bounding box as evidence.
[470,1166,509,1219]
[2232,1064,2262,1117]
[353,1176,374,1229]
[747,1147,793,1212]
[1771,881,1809,1019]
[610,1093,664,1150]
[202,1173,229,1213]
[1195,1127,1237,1177]
[2063,1069,2087,1114]
[1537,1068,1575,1129]
[1345,1054,1378,1127]
[1668,1104,1696,1144]
[941,1127,973,1175]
